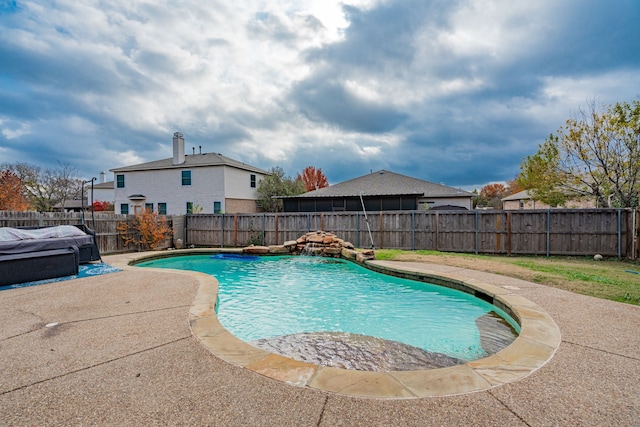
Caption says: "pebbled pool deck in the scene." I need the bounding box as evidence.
[1,251,638,426]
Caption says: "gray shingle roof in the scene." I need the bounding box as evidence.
[110,152,268,174]
[290,170,473,198]
[501,190,531,201]
[92,181,114,190]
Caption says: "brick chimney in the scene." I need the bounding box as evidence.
[172,132,185,165]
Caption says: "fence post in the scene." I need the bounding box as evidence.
[634,208,639,260]
[379,212,383,249]
[411,211,415,251]
[495,214,502,253]
[356,212,360,248]
[475,210,478,255]
[546,209,551,257]
[221,214,225,248]
[618,209,622,259]
[182,215,187,247]
[506,211,512,256]
[262,213,266,246]
[234,213,238,247]
[435,212,439,251]
[275,213,279,245]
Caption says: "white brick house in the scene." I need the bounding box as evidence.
[110,132,268,215]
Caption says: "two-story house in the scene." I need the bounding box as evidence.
[110,132,268,215]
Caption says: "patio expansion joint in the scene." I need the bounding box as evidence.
[315,394,329,427]
[487,389,533,427]
[561,340,640,361]
[0,335,192,397]
[0,305,192,343]
[61,304,193,325]
[0,310,46,341]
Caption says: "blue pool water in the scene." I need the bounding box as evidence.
[138,255,519,361]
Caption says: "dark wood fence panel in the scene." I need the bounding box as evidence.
[186,214,223,246]
[276,213,313,243]
[509,211,548,255]
[322,212,359,246]
[436,212,473,253]
[413,212,436,250]
[548,210,624,256]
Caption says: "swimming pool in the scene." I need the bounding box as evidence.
[138,254,519,364]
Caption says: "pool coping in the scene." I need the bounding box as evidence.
[118,250,561,399]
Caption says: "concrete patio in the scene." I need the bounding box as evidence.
[1,252,638,426]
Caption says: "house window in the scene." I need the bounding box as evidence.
[186,202,193,214]
[120,203,129,214]
[182,170,192,186]
[145,203,153,212]
[116,174,125,188]
[250,174,256,188]
[158,203,167,215]
[214,201,222,214]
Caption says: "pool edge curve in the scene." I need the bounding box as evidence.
[114,250,561,399]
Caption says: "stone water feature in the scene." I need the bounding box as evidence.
[242,230,375,262]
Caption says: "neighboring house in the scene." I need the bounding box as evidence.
[85,172,115,207]
[281,170,474,212]
[502,190,598,210]
[110,132,268,215]
[91,180,115,204]
[53,199,86,213]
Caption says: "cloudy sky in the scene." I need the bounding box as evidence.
[1,0,639,190]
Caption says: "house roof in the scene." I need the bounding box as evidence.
[53,199,86,209]
[286,170,474,199]
[501,190,531,201]
[110,152,268,175]
[85,181,114,190]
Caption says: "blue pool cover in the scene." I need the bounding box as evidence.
[1,262,120,291]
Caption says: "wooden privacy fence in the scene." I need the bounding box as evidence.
[0,209,637,258]
[0,211,173,255]
[185,209,639,259]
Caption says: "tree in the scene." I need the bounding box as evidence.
[0,170,30,211]
[257,167,305,212]
[519,100,640,207]
[479,183,508,209]
[471,189,485,209]
[2,162,83,212]
[297,166,329,192]
[92,200,114,212]
[506,177,522,196]
[117,210,172,250]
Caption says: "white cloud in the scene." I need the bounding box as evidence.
[542,70,640,108]
[442,1,556,60]
[0,117,31,140]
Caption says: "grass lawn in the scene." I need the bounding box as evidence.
[374,249,640,306]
